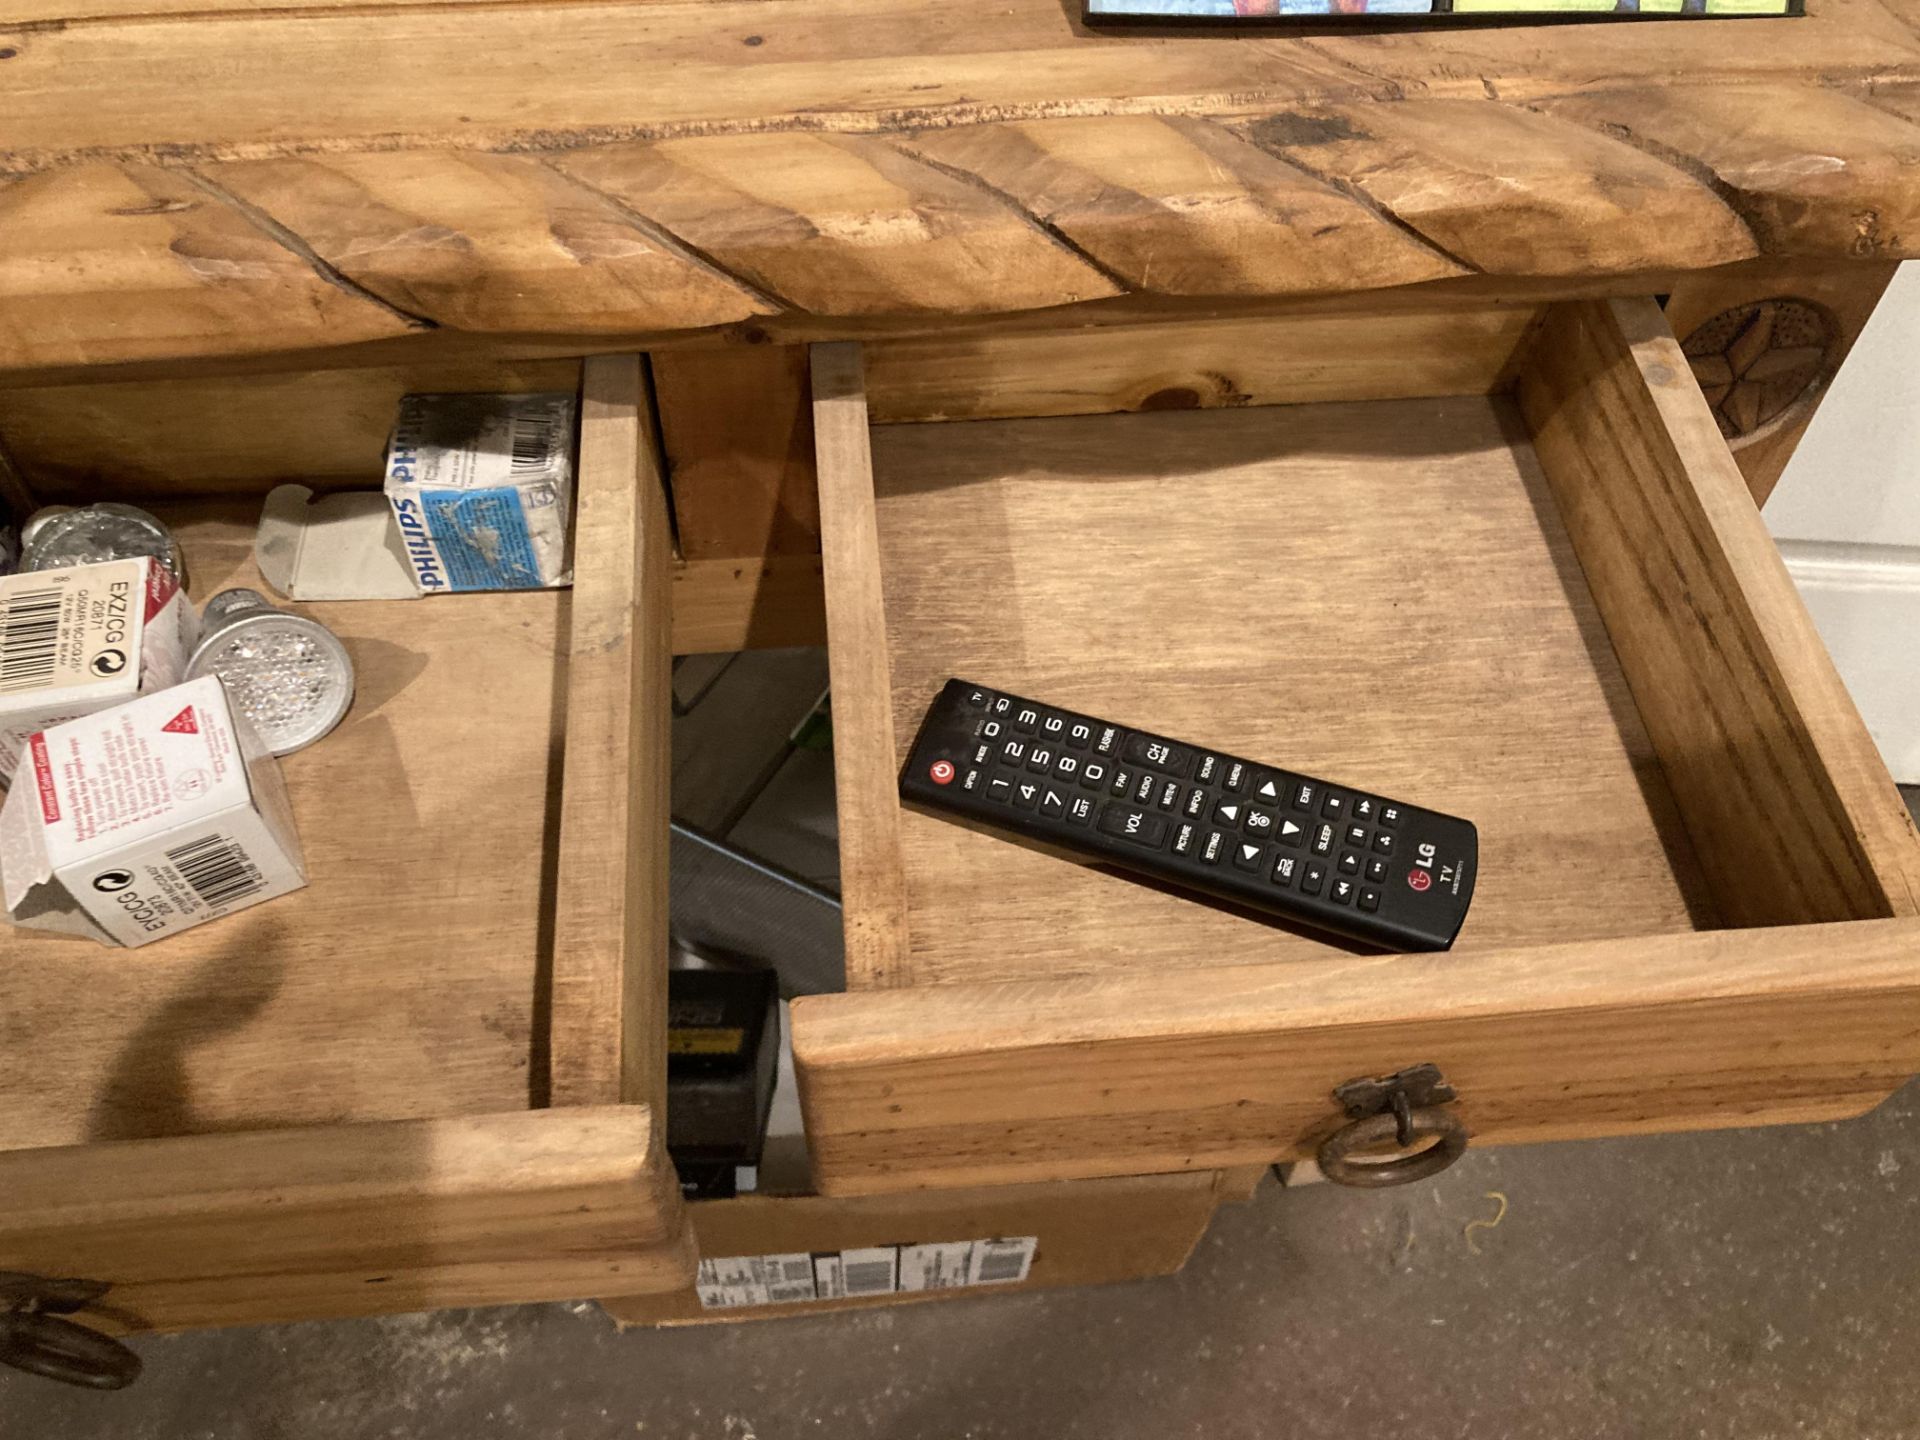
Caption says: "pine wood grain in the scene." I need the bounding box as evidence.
[1241,99,1758,277]
[652,346,820,560]
[902,115,1463,297]
[209,152,769,337]
[812,343,912,988]
[793,918,1920,1192]
[1,1107,692,1332]
[862,305,1542,424]
[3,0,1918,370]
[847,396,1713,989]
[547,356,672,1111]
[669,555,828,657]
[1518,297,1920,927]
[0,356,582,499]
[0,163,413,371]
[554,135,1119,318]
[1542,85,1920,259]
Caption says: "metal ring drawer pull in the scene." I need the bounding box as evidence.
[0,1273,142,1391]
[1317,1104,1468,1188]
[1315,1061,1468,1189]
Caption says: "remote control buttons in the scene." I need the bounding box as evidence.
[964,687,990,708]
[1067,721,1093,750]
[1098,804,1168,849]
[1028,746,1056,772]
[1233,841,1264,872]
[1312,822,1336,856]
[1276,818,1306,847]
[1014,780,1041,809]
[1223,762,1246,793]
[1122,734,1193,776]
[1003,739,1027,764]
[1094,726,1123,758]
[1133,773,1157,805]
[929,759,955,785]
[1196,755,1218,785]
[982,720,1003,740]
[1013,706,1040,734]
[1359,889,1381,912]
[1212,799,1242,827]
[1202,830,1226,865]
[962,768,982,793]
[1352,797,1377,822]
[1372,833,1396,857]
[988,777,1012,803]
[1322,792,1346,819]
[1302,862,1326,896]
[1366,857,1389,883]
[1172,823,1196,856]
[1081,760,1110,789]
[1337,851,1360,875]
[1330,878,1356,905]
[1272,853,1299,887]
[1069,795,1095,825]
[1057,754,1080,779]
[1345,823,1368,847]
[1042,715,1066,739]
[1183,786,1208,819]
[1244,809,1274,837]
[1157,779,1181,811]
[1380,805,1403,828]
[1250,771,1284,804]
[1040,787,1067,818]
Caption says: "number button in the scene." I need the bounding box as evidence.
[1081,760,1110,789]
[1002,740,1027,764]
[1056,754,1080,779]
[1013,780,1040,809]
[1040,787,1066,818]
[981,720,1003,740]
[1042,715,1065,738]
[1013,707,1040,734]
[1027,746,1056,772]
[988,777,1012,803]
[1067,722,1093,750]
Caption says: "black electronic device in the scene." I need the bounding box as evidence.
[899,679,1477,952]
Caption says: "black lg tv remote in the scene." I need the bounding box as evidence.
[899,679,1477,952]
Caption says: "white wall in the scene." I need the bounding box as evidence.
[1766,262,1920,783]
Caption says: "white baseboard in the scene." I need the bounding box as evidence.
[1780,539,1920,786]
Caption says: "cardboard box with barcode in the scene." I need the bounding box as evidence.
[0,675,306,948]
[0,557,197,784]
[383,391,577,593]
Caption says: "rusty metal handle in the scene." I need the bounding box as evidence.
[1316,1105,1468,1189]
[0,1310,142,1391]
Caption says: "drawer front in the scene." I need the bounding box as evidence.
[0,1108,691,1333]
[793,300,1920,1195]
[0,356,692,1332]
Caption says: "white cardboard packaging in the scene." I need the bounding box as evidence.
[0,675,307,948]
[0,557,197,783]
[383,392,576,593]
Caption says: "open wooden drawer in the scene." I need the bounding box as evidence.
[790,298,1920,1196]
[0,356,692,1335]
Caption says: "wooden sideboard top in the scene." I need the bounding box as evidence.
[3,0,1919,376]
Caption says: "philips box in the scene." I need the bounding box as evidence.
[0,557,196,784]
[383,392,577,593]
[0,675,306,948]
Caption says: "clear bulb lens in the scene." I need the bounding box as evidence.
[186,596,354,755]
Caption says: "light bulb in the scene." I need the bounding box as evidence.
[185,589,354,756]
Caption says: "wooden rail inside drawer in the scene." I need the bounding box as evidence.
[0,356,691,1329]
[794,300,1920,1195]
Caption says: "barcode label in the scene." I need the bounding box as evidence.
[510,410,559,473]
[696,1237,1038,1310]
[165,833,267,908]
[0,587,62,693]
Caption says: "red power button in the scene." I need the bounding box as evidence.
[929,760,956,785]
[1407,868,1432,892]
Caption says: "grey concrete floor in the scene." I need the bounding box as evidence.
[7,1081,1917,1437]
